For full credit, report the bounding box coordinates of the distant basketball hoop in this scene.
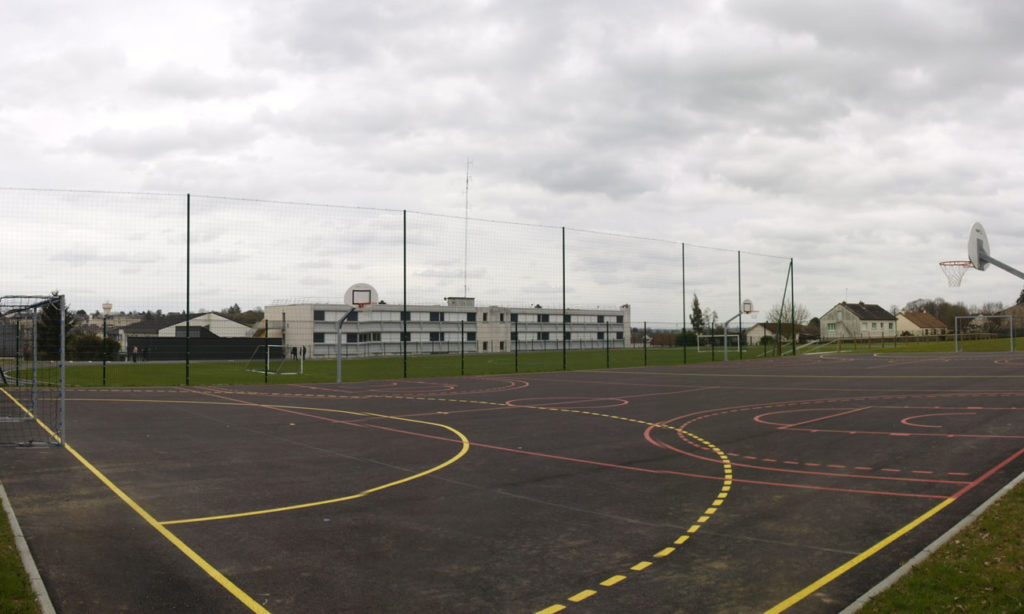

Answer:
[939,260,974,287]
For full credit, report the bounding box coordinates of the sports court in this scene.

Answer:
[2,351,1024,613]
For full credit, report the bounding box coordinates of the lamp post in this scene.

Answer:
[102,302,112,386]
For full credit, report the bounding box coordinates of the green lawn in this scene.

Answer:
[0,499,40,614]
[58,345,765,388]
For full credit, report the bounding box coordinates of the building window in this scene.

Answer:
[430,312,444,322]
[597,331,605,340]
[499,341,505,350]
[564,332,571,340]
[429,332,445,341]
[467,312,476,322]
[313,332,325,343]
[483,341,488,351]
[510,313,518,322]
[500,313,505,322]
[616,315,624,323]
[872,322,878,330]
[597,315,605,323]
[888,322,894,330]
[564,315,571,323]
[401,332,411,341]
[827,323,836,331]
[467,332,477,341]
[401,311,410,321]
[346,333,357,343]
[483,312,488,322]
[358,332,381,342]
[616,332,623,340]
[538,314,550,323]
[348,311,359,322]
[511,332,518,341]
[862,323,868,331]
[313,310,325,321]
[538,332,550,341]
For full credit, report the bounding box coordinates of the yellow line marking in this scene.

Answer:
[653,547,675,558]
[162,411,471,525]
[568,589,597,602]
[631,561,652,571]
[763,497,956,613]
[0,390,269,613]
[674,535,689,545]
[704,507,717,515]
[535,605,566,614]
[688,524,702,533]
[601,575,627,587]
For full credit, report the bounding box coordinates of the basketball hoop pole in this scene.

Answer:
[979,253,1024,281]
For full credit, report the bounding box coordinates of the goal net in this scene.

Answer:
[244,344,302,375]
[0,295,66,446]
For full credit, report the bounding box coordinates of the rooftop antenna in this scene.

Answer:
[464,159,472,297]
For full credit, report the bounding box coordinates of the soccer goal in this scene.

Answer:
[953,315,1014,352]
[244,344,303,375]
[696,333,740,352]
[0,295,66,447]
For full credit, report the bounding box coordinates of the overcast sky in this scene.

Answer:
[5,0,1024,322]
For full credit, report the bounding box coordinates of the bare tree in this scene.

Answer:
[766,302,810,325]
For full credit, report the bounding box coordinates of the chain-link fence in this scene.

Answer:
[1,188,795,384]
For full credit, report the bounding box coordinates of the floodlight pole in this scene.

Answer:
[336,307,356,384]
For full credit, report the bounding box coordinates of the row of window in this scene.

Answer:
[314,331,627,343]
[312,310,625,324]
[825,322,895,332]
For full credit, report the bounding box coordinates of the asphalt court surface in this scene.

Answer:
[3,352,1024,613]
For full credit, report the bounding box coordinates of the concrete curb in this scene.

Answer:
[0,479,56,614]
[841,468,1024,613]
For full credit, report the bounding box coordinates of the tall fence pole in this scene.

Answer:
[738,251,744,359]
[185,193,191,386]
[402,210,408,378]
[681,242,687,364]
[790,258,797,357]
[562,226,567,371]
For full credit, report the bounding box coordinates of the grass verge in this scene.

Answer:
[0,497,42,614]
[860,483,1024,612]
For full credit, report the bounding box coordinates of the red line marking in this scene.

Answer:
[952,447,1024,498]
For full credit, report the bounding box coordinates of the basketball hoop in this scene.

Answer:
[940,260,974,287]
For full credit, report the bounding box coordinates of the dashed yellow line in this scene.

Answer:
[532,414,734,613]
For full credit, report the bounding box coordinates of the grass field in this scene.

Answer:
[2,341,1022,610]
[57,344,768,387]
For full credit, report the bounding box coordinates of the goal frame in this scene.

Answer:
[244,344,303,375]
[0,294,66,447]
[953,314,1014,352]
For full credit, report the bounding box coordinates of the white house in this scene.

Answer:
[819,302,897,339]
[264,283,631,358]
[896,311,948,337]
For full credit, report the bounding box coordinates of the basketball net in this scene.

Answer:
[939,260,974,287]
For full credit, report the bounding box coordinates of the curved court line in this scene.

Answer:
[164,409,471,523]
[0,389,270,614]
[901,412,976,428]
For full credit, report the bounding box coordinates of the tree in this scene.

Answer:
[1017,287,1024,305]
[766,302,810,325]
[689,295,706,334]
[36,293,74,360]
